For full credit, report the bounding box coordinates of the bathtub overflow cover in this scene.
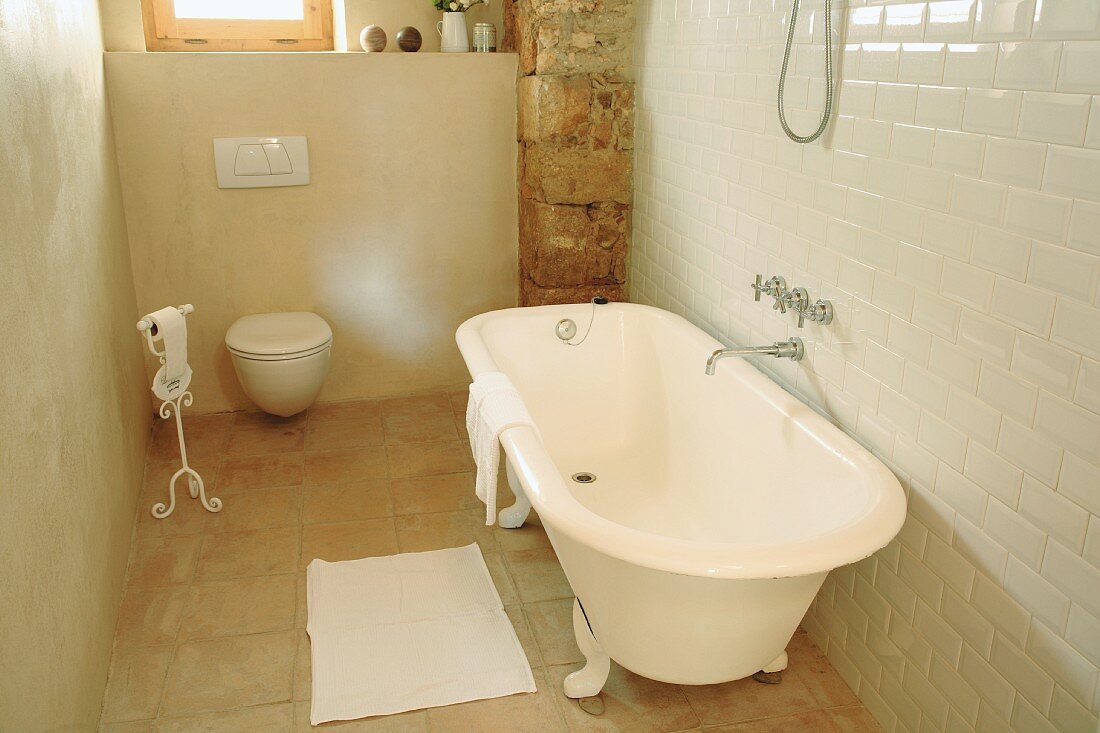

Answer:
[571,472,597,484]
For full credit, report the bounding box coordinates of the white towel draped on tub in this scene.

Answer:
[466,372,537,526]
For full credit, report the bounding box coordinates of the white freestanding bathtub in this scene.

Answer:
[456,302,906,697]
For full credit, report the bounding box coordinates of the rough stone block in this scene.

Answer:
[521,279,627,306]
[512,0,539,75]
[518,75,592,143]
[521,143,631,205]
[519,199,629,288]
[501,0,517,52]
[589,80,634,150]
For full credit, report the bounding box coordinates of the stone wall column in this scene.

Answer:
[504,0,634,305]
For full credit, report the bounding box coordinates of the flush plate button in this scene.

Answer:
[234,144,271,176]
[213,136,310,189]
[263,143,293,175]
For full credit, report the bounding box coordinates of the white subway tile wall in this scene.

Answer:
[631,0,1100,731]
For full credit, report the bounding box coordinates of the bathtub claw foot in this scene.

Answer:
[564,598,610,699]
[752,670,783,684]
[497,499,531,529]
[762,650,788,673]
[753,650,788,684]
[499,461,533,529]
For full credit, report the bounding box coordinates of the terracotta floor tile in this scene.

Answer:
[155,702,296,733]
[678,665,821,726]
[828,705,883,732]
[526,598,583,666]
[786,630,861,708]
[386,441,473,478]
[233,410,308,430]
[160,631,296,717]
[446,389,468,414]
[507,605,544,670]
[126,535,202,587]
[706,709,844,732]
[309,400,381,422]
[100,721,155,733]
[142,458,220,498]
[178,574,296,642]
[305,414,385,451]
[149,413,233,463]
[114,586,189,649]
[382,411,459,445]
[195,526,299,581]
[394,509,498,554]
[225,423,306,456]
[505,548,574,603]
[548,663,701,733]
[203,486,300,534]
[294,630,311,701]
[302,480,392,525]
[484,552,519,606]
[101,646,173,722]
[453,413,469,443]
[219,454,304,492]
[295,573,308,629]
[300,518,398,568]
[304,447,389,485]
[380,394,451,418]
[425,669,565,733]
[293,702,429,731]
[493,516,553,552]
[134,487,212,540]
[390,473,478,515]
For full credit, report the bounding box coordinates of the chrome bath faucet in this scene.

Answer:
[705,337,805,375]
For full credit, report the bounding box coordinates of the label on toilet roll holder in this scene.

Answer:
[153,364,193,402]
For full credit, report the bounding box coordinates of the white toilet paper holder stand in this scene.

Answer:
[136,304,223,520]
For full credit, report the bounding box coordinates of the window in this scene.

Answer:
[140,0,333,51]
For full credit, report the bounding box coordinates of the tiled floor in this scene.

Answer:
[99,389,879,732]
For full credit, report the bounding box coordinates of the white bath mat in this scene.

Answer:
[306,543,536,724]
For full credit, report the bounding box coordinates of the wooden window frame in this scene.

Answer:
[140,0,334,51]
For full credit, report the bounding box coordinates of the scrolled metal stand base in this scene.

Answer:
[150,391,222,519]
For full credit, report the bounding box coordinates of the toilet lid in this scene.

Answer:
[226,312,333,356]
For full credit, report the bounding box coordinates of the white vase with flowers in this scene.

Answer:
[435,0,488,52]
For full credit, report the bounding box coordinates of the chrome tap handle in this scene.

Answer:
[752,274,764,302]
[807,298,834,325]
[785,287,808,327]
[767,276,789,313]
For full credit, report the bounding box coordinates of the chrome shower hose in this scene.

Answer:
[777,0,834,144]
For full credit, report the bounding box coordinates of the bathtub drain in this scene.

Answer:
[571,472,597,484]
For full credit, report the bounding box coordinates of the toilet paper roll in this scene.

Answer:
[146,306,188,382]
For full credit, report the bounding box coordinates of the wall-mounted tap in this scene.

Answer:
[783,287,809,326]
[752,275,833,328]
[705,337,804,375]
[751,275,789,313]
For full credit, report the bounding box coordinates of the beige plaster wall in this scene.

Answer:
[0,1,152,730]
[105,52,519,413]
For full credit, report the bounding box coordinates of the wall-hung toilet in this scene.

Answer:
[225,312,332,417]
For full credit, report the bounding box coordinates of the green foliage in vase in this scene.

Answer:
[434,0,488,11]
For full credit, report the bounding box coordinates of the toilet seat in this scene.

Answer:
[226,339,332,361]
[225,312,333,361]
